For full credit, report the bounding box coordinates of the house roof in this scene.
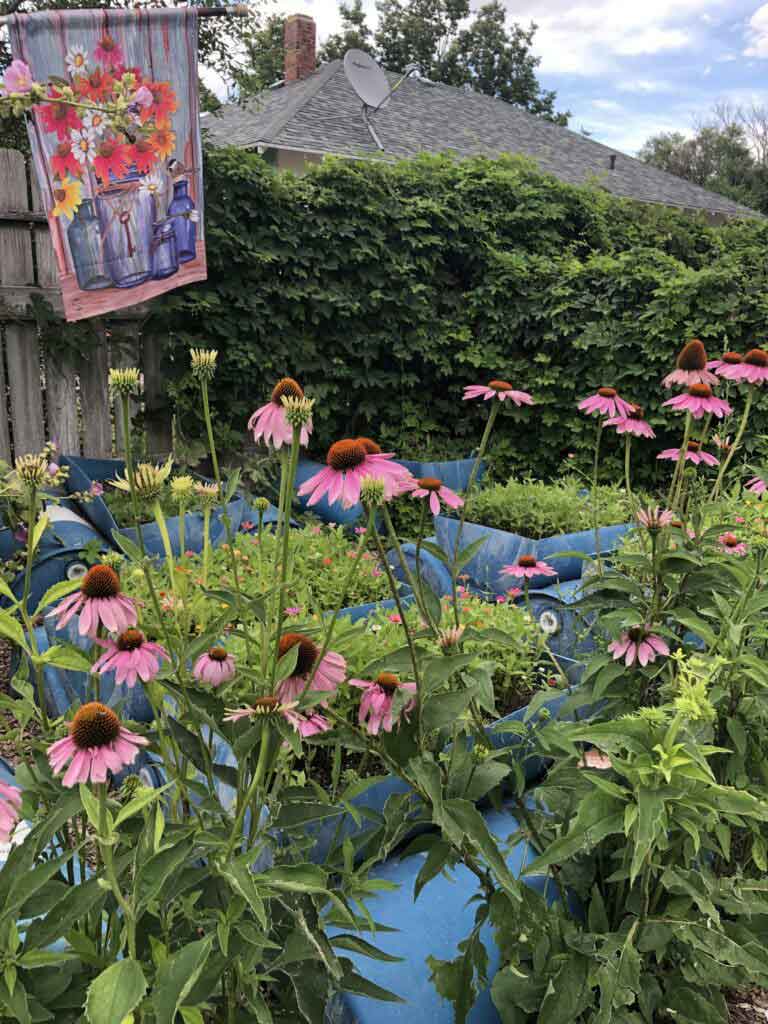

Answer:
[202,60,760,219]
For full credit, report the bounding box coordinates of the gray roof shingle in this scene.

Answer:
[202,61,761,219]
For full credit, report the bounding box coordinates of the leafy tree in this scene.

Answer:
[232,13,287,97]
[319,0,373,62]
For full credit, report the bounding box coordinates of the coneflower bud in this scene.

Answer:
[359,475,385,507]
[190,348,218,380]
[108,367,143,398]
[15,453,49,487]
[170,475,195,503]
[253,496,270,512]
[195,481,220,509]
[111,458,172,501]
[281,394,314,429]
[438,625,465,650]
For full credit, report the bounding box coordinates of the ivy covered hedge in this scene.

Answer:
[156,146,768,484]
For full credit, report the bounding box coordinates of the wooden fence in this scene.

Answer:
[0,148,172,464]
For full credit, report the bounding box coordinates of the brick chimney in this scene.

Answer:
[284,14,316,82]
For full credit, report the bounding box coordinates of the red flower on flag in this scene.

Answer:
[128,137,157,175]
[140,80,177,129]
[37,92,82,140]
[93,136,131,183]
[51,141,81,179]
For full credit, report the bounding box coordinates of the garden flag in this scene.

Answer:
[8,7,206,322]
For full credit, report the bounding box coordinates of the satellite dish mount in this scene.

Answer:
[343,49,420,150]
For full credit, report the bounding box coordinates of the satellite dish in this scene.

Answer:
[344,49,390,110]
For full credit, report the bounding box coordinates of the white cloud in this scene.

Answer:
[744,2,768,57]
[615,78,673,93]
[592,98,623,111]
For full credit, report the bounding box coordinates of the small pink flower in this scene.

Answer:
[662,340,717,389]
[608,626,669,667]
[92,629,168,687]
[0,782,22,843]
[355,526,367,535]
[657,441,718,467]
[49,564,138,638]
[578,387,634,419]
[89,481,104,497]
[636,507,675,531]
[241,519,255,532]
[298,439,411,510]
[275,633,346,703]
[718,532,747,556]
[495,595,507,603]
[311,526,322,535]
[463,380,534,406]
[578,749,613,770]
[3,59,34,94]
[284,606,302,617]
[709,352,746,380]
[132,85,153,109]
[604,404,655,438]
[47,703,148,787]
[747,476,767,495]
[735,516,746,524]
[349,673,417,735]
[403,476,464,515]
[371,567,383,578]
[388,612,402,624]
[501,555,557,580]
[662,384,732,420]
[248,378,312,449]
[739,348,768,385]
[193,646,235,686]
[93,34,124,68]
[506,587,522,599]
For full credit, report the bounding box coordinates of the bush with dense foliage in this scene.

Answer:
[157,147,768,486]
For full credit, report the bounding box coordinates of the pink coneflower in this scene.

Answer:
[463,379,534,406]
[92,629,168,687]
[47,703,148,787]
[0,782,21,843]
[349,673,417,735]
[297,439,407,510]
[248,378,312,449]
[662,339,718,388]
[739,348,768,385]
[712,434,732,453]
[710,351,746,381]
[657,440,719,467]
[578,387,634,419]
[193,646,235,686]
[718,532,747,556]
[93,34,124,68]
[3,59,34,94]
[501,554,557,580]
[604,404,655,438]
[49,564,138,638]
[404,476,464,515]
[608,626,669,667]
[636,507,675,531]
[283,709,331,737]
[578,749,613,770]
[662,384,732,420]
[747,476,767,495]
[223,696,329,738]
[275,633,346,703]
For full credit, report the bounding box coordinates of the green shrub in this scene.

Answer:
[462,477,633,537]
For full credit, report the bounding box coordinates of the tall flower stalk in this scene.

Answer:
[711,388,754,499]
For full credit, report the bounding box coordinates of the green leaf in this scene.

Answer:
[151,939,212,1024]
[113,784,171,828]
[30,512,49,556]
[330,935,403,963]
[79,783,102,833]
[36,644,93,672]
[24,877,106,949]
[33,577,81,617]
[135,839,195,912]
[111,530,144,563]
[443,799,522,902]
[0,611,27,649]
[85,960,147,1024]
[340,970,405,1003]
[422,690,474,731]
[254,863,329,894]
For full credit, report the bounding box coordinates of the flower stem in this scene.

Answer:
[271,428,301,684]
[225,726,273,859]
[18,485,49,732]
[202,507,211,588]
[711,388,754,500]
[153,500,175,593]
[381,504,437,635]
[120,395,146,558]
[592,418,604,574]
[97,784,137,960]
[667,413,692,512]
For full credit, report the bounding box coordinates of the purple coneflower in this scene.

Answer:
[248,378,312,449]
[604,404,655,438]
[662,384,732,420]
[740,348,768,385]
[747,476,767,495]
[718,532,747,556]
[636,507,675,531]
[501,555,557,580]
[463,380,533,406]
[49,564,138,638]
[662,339,718,389]
[608,626,669,667]
[657,440,719,467]
[404,476,464,515]
[224,695,330,738]
[193,646,235,686]
[349,673,417,735]
[578,749,613,770]
[298,439,410,509]
[709,351,745,380]
[275,633,346,703]
[0,782,21,843]
[578,386,634,419]
[92,628,168,687]
[47,703,148,787]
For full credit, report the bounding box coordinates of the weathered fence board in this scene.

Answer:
[0,148,172,464]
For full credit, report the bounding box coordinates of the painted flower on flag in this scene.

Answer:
[82,107,109,136]
[70,129,97,166]
[94,34,124,69]
[129,137,158,175]
[74,68,114,103]
[38,94,83,140]
[150,127,176,160]
[93,137,131,182]
[65,46,89,77]
[51,141,81,179]
[51,176,82,219]
[140,80,178,128]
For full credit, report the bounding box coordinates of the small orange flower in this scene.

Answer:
[150,127,176,159]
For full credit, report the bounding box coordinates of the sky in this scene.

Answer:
[264,0,768,155]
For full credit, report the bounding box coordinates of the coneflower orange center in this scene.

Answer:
[627,626,647,643]
[597,387,617,397]
[489,380,513,392]
[116,628,145,652]
[375,672,400,693]
[687,441,701,452]
[327,440,366,471]
[208,646,228,662]
[688,384,712,398]
[518,554,537,568]
[721,533,739,547]
[71,702,120,749]
[81,564,121,599]
[278,633,318,676]
[418,477,442,491]
[676,339,707,371]
[745,348,768,367]
[251,696,279,713]
[271,377,303,403]
[723,351,743,364]
[356,437,382,455]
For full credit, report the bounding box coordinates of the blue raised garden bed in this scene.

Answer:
[394,457,485,493]
[61,456,250,558]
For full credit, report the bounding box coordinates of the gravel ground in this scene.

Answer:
[728,990,768,1023]
[0,638,38,768]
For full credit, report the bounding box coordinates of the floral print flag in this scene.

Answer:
[7,7,206,321]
